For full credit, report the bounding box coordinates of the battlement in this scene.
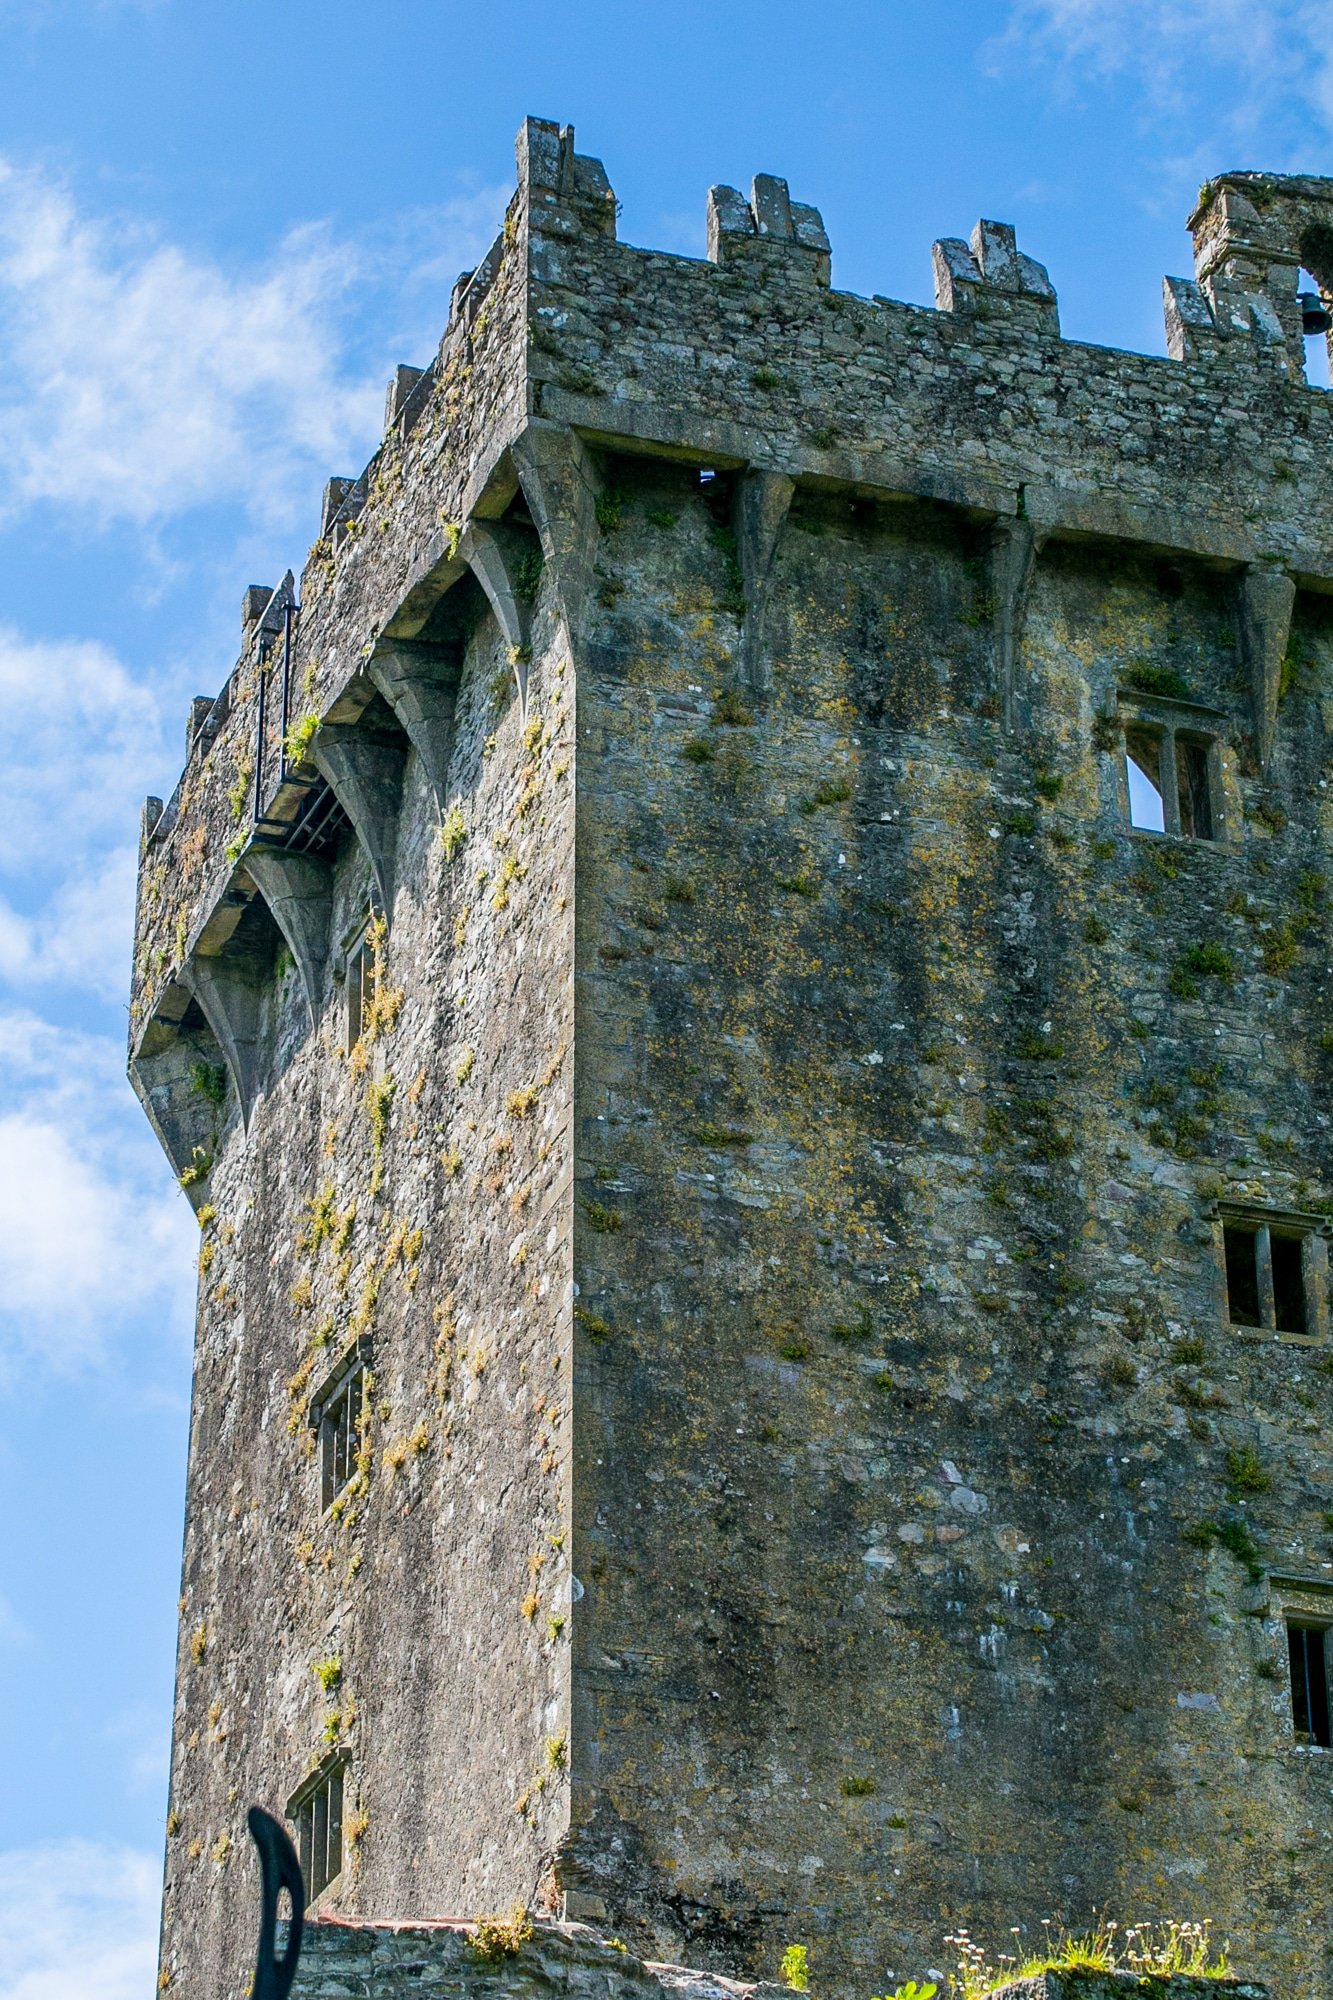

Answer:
[131,127,1333,1168]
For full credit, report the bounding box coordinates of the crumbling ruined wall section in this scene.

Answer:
[128,118,1333,2000]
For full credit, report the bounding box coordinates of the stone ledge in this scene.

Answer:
[291,1917,793,1999]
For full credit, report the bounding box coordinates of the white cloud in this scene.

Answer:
[0,849,140,1003]
[990,0,1333,142]
[0,623,170,1003]
[0,1009,196,1372]
[0,161,505,531]
[0,1841,159,2000]
[0,625,167,863]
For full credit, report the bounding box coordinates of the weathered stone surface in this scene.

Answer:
[290,1919,792,2000]
[130,120,1333,2000]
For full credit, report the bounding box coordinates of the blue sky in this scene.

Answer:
[0,1,1329,1990]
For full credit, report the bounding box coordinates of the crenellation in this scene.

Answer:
[931,218,1058,331]
[706,172,831,284]
[130,121,1333,2000]
[384,363,426,430]
[321,475,354,534]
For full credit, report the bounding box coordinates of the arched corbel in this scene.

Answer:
[180,953,267,1133]
[734,468,795,690]
[129,982,228,1202]
[457,521,540,706]
[990,516,1046,732]
[311,722,405,911]
[1239,564,1296,774]
[511,424,600,655]
[242,846,333,1026]
[367,644,460,813]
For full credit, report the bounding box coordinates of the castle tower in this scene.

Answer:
[131,126,1333,1997]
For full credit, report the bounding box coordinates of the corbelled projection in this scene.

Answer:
[130,122,1333,1997]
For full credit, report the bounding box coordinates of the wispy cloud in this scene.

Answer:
[0,161,505,532]
[0,1840,159,2000]
[989,0,1333,151]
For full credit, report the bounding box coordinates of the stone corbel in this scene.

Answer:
[1239,565,1296,774]
[242,847,334,1026]
[128,983,226,1201]
[512,423,600,659]
[312,723,406,912]
[367,643,460,814]
[126,1056,204,1201]
[180,954,267,1133]
[990,517,1045,731]
[734,469,795,691]
[458,521,539,706]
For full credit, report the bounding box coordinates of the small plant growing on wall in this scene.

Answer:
[780,1944,809,1992]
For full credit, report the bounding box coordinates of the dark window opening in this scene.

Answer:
[320,1365,365,1511]
[346,935,371,1050]
[1223,1223,1262,1327]
[294,1762,344,1902]
[1272,1233,1308,1336]
[1175,738,1214,841]
[1125,729,1166,832]
[1289,1623,1332,1747]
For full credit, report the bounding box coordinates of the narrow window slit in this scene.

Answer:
[346,934,371,1050]
[1175,738,1213,840]
[1272,1233,1308,1336]
[1223,1223,1262,1327]
[1289,1623,1332,1747]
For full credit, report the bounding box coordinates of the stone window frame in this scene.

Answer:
[1113,686,1231,843]
[287,1750,347,1905]
[1266,1574,1333,1752]
[308,1337,372,1512]
[1211,1199,1330,1345]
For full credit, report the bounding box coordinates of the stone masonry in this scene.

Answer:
[130,125,1333,1998]
[284,1920,1262,2000]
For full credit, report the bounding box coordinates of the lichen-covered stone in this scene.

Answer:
[132,120,1333,2000]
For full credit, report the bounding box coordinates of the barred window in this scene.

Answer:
[290,1759,345,1903]
[319,1363,366,1511]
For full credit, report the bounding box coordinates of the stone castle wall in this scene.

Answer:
[129,119,1333,1998]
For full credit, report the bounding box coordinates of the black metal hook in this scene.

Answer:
[247,1806,305,2000]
